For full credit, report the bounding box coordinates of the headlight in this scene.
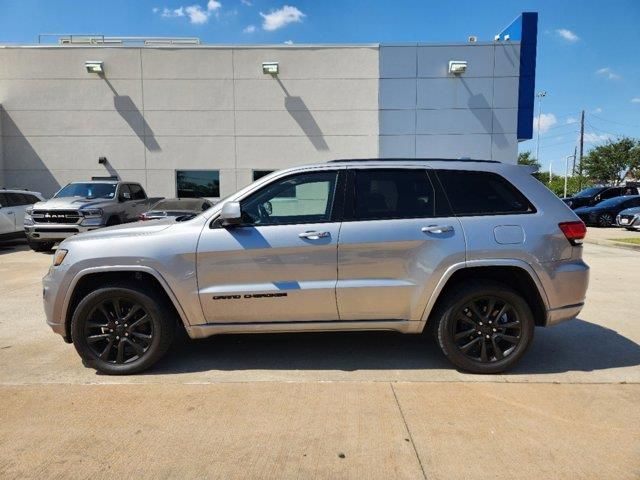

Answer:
[53,249,68,266]
[81,208,103,218]
[25,207,33,216]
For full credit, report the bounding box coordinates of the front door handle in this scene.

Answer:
[299,231,330,240]
[422,225,454,234]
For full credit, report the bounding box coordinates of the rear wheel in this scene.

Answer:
[71,284,175,375]
[597,213,614,227]
[433,281,534,374]
[27,239,55,252]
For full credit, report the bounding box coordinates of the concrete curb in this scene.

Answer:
[584,238,640,252]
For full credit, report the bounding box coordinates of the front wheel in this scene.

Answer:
[597,213,614,227]
[27,239,55,252]
[71,284,175,375]
[433,281,535,374]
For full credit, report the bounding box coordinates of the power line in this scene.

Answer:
[590,114,640,129]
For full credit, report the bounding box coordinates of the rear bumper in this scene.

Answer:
[25,224,102,242]
[546,303,584,326]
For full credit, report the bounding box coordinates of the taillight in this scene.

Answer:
[558,221,586,245]
[138,214,148,221]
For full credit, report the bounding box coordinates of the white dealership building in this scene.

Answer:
[0,13,537,199]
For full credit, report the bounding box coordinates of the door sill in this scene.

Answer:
[188,319,422,339]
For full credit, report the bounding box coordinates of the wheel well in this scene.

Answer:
[106,215,121,225]
[64,271,181,341]
[429,266,547,327]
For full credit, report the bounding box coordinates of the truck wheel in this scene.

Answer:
[433,281,534,374]
[28,239,55,252]
[71,283,175,375]
[106,216,121,226]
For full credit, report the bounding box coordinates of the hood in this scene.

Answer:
[33,197,113,210]
[619,206,640,215]
[63,219,175,244]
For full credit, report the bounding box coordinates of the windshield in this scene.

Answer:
[152,199,208,211]
[55,183,116,199]
[574,187,605,198]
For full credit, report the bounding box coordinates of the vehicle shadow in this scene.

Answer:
[151,318,640,375]
[0,238,30,255]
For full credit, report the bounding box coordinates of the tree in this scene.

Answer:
[581,137,640,185]
[517,151,541,169]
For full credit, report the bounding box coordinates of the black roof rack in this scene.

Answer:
[326,158,501,164]
[90,175,119,181]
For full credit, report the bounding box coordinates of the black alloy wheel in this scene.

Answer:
[434,281,535,374]
[84,297,154,365]
[453,296,522,363]
[597,213,614,227]
[72,284,175,375]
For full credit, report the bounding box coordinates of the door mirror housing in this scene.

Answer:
[220,201,242,226]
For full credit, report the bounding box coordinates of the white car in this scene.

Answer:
[0,189,45,241]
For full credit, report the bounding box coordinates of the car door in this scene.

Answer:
[127,184,149,220]
[9,193,30,232]
[0,193,17,235]
[336,167,465,321]
[196,169,345,324]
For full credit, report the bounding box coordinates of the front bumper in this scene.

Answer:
[617,214,639,229]
[546,303,584,326]
[25,223,102,241]
[43,263,72,341]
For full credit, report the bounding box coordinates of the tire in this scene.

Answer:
[27,239,55,252]
[432,280,535,374]
[597,213,614,227]
[106,216,121,226]
[71,283,175,375]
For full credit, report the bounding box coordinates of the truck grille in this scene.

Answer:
[31,210,82,224]
[619,214,636,224]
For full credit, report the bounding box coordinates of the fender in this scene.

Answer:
[418,258,551,330]
[61,265,193,334]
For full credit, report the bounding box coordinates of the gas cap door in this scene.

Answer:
[493,225,525,245]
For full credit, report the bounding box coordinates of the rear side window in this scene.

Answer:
[129,184,146,200]
[352,169,437,220]
[436,170,535,216]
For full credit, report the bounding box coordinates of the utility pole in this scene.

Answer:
[535,91,547,164]
[572,146,577,175]
[578,110,585,188]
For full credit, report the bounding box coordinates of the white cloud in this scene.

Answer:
[584,132,612,143]
[631,97,640,104]
[534,113,557,134]
[152,7,159,13]
[243,24,256,33]
[596,67,621,80]
[566,117,577,125]
[161,7,185,17]
[556,29,579,42]
[260,5,305,31]
[284,40,294,45]
[592,107,603,113]
[157,1,221,23]
[241,0,252,5]
[185,5,209,23]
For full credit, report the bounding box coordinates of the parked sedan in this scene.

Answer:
[139,198,214,221]
[617,206,640,230]
[562,185,639,209]
[574,195,640,227]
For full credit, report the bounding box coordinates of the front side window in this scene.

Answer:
[240,171,338,226]
[129,184,146,200]
[353,169,436,220]
[176,170,220,198]
[436,170,535,216]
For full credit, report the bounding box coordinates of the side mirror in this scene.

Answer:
[219,201,242,226]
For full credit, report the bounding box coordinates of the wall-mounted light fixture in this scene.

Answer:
[85,60,104,74]
[98,156,108,165]
[448,60,467,75]
[262,61,279,75]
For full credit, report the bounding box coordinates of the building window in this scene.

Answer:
[253,170,274,181]
[176,170,220,198]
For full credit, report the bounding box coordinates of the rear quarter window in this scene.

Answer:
[436,170,536,216]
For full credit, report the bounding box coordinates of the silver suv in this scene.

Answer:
[43,160,589,375]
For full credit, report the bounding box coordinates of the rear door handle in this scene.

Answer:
[299,231,330,240]
[421,225,454,234]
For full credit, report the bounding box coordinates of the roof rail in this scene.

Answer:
[326,158,501,164]
[1,187,29,191]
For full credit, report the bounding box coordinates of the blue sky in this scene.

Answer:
[1,0,639,172]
